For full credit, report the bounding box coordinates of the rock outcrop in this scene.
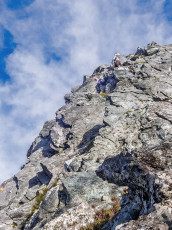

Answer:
[0,42,172,230]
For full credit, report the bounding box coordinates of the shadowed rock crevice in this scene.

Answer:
[27,136,56,158]
[13,176,19,190]
[56,114,72,128]
[29,165,52,189]
[96,150,163,229]
[27,131,70,159]
[78,124,106,154]
[155,111,172,124]
[58,184,71,206]
[29,176,41,189]
[162,213,172,229]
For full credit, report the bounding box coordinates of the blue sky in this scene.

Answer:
[0,0,172,184]
[0,28,17,82]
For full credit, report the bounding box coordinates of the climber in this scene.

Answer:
[94,77,102,93]
[94,76,107,93]
[94,73,118,93]
[135,46,148,56]
[112,53,121,68]
[105,73,119,93]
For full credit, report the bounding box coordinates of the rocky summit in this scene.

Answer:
[0,42,172,230]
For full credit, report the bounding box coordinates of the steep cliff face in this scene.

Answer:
[0,42,172,230]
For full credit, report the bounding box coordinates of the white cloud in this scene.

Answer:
[0,0,172,183]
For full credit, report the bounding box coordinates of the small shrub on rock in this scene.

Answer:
[25,187,49,223]
[32,188,49,212]
[12,222,17,228]
[52,178,58,187]
[80,197,120,230]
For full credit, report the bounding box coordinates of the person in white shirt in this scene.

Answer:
[112,53,121,68]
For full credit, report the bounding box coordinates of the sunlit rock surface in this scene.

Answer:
[0,42,172,230]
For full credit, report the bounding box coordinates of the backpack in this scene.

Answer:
[97,79,102,85]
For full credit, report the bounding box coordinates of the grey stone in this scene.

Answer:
[147,47,159,56]
[40,186,59,215]
[0,42,172,230]
[40,120,56,138]
[62,172,125,204]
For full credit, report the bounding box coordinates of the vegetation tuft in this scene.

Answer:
[32,188,48,212]
[57,149,63,155]
[123,110,133,115]
[86,141,94,152]
[121,188,128,196]
[52,178,58,187]
[80,197,120,230]
[12,222,17,228]
[70,221,78,227]
[141,55,146,59]
[25,187,49,224]
[99,92,108,97]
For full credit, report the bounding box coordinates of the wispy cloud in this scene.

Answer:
[0,0,172,183]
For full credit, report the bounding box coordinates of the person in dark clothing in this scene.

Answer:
[94,75,107,93]
[135,47,148,56]
[105,74,118,93]
[94,74,118,94]
[95,78,103,93]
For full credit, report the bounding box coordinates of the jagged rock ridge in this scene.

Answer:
[0,42,172,230]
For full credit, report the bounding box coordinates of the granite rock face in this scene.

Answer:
[0,42,172,230]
